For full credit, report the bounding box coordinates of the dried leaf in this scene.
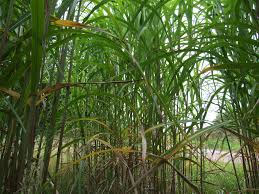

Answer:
[52,19,87,28]
[140,125,147,161]
[0,87,20,99]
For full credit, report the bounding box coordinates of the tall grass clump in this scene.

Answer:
[0,0,258,193]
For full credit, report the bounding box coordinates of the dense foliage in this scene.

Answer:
[0,0,258,193]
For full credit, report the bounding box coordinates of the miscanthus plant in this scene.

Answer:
[0,0,258,193]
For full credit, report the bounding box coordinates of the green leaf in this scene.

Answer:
[31,0,44,94]
[201,63,259,74]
